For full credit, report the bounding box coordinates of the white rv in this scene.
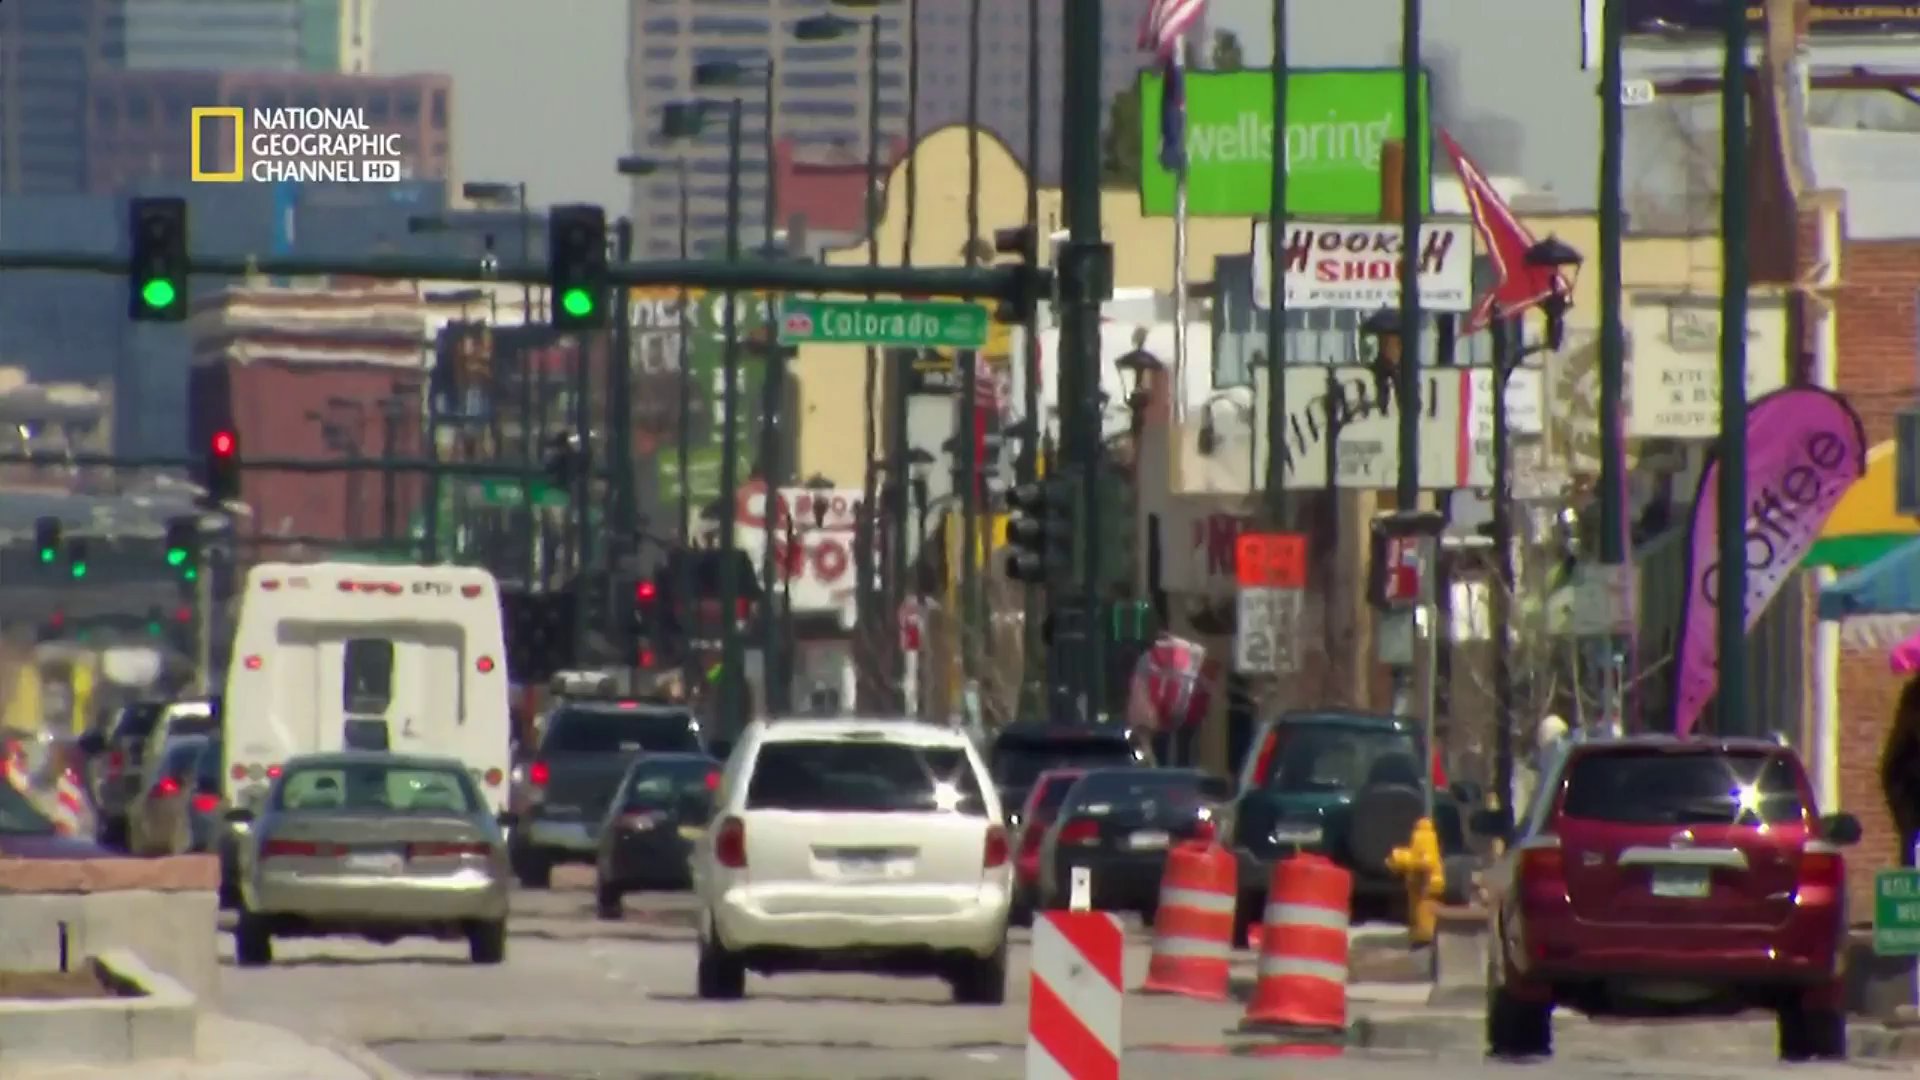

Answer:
[220,562,512,813]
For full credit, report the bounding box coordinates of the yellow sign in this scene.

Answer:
[984,321,1013,359]
[190,108,245,182]
[191,106,405,183]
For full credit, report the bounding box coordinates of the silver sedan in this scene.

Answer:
[227,751,510,967]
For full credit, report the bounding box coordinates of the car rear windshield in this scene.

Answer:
[1066,769,1210,813]
[990,736,1135,788]
[747,740,987,815]
[273,764,478,815]
[623,758,720,810]
[1559,750,1806,827]
[1255,723,1419,793]
[542,709,701,755]
[111,704,163,741]
[195,741,223,786]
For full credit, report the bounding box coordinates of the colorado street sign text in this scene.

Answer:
[777,298,990,349]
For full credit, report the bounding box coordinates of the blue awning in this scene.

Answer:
[1818,533,1920,619]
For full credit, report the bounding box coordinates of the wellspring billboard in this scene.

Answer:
[1138,68,1432,219]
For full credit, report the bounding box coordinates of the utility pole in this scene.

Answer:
[608,217,636,574]
[717,100,747,733]
[1715,0,1752,734]
[1264,0,1289,524]
[1596,0,1629,732]
[1489,318,1517,816]
[1017,0,1045,720]
[1060,0,1110,720]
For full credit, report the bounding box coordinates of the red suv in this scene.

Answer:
[1479,736,1860,1061]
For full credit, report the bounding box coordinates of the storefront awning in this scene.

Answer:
[1818,533,1920,619]
[1803,440,1917,570]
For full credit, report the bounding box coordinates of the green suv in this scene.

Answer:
[1220,709,1477,941]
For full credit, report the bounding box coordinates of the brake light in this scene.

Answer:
[244,655,262,670]
[714,816,747,868]
[190,793,220,814]
[1057,818,1100,846]
[262,839,339,858]
[153,776,181,798]
[406,841,490,858]
[528,761,550,786]
[229,764,247,781]
[1192,817,1218,843]
[265,764,283,779]
[108,751,125,775]
[704,770,721,791]
[1517,837,1565,881]
[461,584,483,598]
[983,825,1010,868]
[1799,847,1845,901]
[476,656,495,673]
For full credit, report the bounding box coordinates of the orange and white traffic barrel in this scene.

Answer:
[1139,837,1236,999]
[1240,853,1351,1036]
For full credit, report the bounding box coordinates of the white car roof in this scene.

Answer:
[749,717,972,748]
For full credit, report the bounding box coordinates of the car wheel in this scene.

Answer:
[696,932,746,1000]
[594,879,623,920]
[513,852,552,889]
[233,912,273,968]
[1486,984,1552,1059]
[950,942,1009,1006]
[467,919,508,965]
[1777,1001,1847,1061]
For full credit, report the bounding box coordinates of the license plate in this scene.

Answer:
[838,856,891,876]
[677,825,706,842]
[344,852,403,874]
[1650,866,1711,899]
[1127,830,1170,851]
[1271,825,1324,844]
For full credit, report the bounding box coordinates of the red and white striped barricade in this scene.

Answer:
[46,769,93,837]
[1027,910,1123,1080]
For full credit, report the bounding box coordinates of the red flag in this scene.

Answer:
[1138,0,1207,59]
[1439,128,1571,335]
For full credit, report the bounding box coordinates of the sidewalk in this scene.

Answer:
[13,1014,413,1080]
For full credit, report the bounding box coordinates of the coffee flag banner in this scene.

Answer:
[1126,634,1220,733]
[1673,387,1866,735]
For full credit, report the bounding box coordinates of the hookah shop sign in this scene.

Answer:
[733,480,866,614]
[1252,221,1474,312]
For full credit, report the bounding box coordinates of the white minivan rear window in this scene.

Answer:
[748,741,986,816]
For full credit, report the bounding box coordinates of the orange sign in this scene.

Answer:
[1235,532,1307,589]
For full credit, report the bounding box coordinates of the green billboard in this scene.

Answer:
[1138,68,1432,218]
[648,291,772,513]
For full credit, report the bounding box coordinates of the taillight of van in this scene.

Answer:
[983,825,1009,869]
[714,816,747,869]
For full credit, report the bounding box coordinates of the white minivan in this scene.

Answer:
[220,562,512,814]
[692,717,1011,1003]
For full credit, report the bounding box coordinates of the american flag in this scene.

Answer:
[1137,0,1207,58]
[1440,128,1574,334]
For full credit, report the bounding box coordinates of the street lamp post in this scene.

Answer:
[716,99,748,735]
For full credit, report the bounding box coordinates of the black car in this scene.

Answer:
[593,752,722,918]
[86,701,166,848]
[1221,710,1476,939]
[987,723,1143,830]
[1034,767,1228,919]
[508,701,704,887]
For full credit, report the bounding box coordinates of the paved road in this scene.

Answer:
[209,876,1909,1079]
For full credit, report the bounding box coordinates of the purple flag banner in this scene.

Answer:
[1673,387,1866,735]
[1622,0,1920,35]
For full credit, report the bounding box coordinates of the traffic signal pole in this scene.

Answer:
[1058,0,1112,722]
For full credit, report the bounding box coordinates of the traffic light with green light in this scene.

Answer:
[66,539,89,580]
[164,516,199,581]
[129,197,189,322]
[547,204,608,330]
[34,516,61,567]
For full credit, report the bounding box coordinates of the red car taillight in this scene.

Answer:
[261,839,341,858]
[983,825,1009,868]
[528,761,550,786]
[1799,847,1845,901]
[1057,818,1100,846]
[153,776,181,798]
[714,816,747,868]
[190,793,220,814]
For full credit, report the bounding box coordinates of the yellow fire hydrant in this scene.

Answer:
[1386,818,1446,946]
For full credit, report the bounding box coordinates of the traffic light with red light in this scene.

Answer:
[203,429,240,504]
[129,197,189,322]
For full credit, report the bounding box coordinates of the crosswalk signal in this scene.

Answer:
[548,204,608,330]
[1004,479,1074,585]
[203,429,240,504]
[990,225,1040,326]
[129,197,189,322]
[34,516,61,566]
[165,516,200,581]
[67,539,90,580]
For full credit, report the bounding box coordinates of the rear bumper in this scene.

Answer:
[713,881,1010,956]
[249,870,508,923]
[603,831,695,886]
[519,818,599,855]
[1514,912,1843,988]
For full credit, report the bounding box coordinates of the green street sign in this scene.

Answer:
[777,298,990,349]
[1137,68,1432,218]
[1873,868,1920,955]
[474,479,568,509]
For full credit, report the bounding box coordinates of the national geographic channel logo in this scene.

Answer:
[190,106,407,183]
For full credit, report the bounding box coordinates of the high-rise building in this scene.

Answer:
[121,0,374,74]
[626,0,910,258]
[0,0,126,194]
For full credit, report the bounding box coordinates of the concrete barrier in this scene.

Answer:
[0,948,197,1066]
[0,855,219,997]
[1427,904,1491,1008]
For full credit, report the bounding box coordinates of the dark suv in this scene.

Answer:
[1220,710,1474,939]
[1479,734,1858,1061]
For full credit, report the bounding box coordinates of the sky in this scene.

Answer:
[372,0,631,211]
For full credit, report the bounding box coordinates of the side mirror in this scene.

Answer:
[223,807,255,825]
[76,732,106,756]
[1819,812,1862,846]
[1469,807,1514,840]
[1449,781,1483,806]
